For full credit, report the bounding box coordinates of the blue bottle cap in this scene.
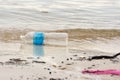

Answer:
[33,32,44,45]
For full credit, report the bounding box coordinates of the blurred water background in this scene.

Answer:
[0,0,120,30]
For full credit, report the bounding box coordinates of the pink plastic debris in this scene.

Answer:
[82,70,120,76]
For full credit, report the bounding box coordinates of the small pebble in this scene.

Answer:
[48,68,50,70]
[49,78,56,80]
[66,58,69,61]
[38,77,43,80]
[61,61,64,64]
[60,67,66,70]
[70,58,72,60]
[49,72,52,74]
[92,64,95,66]
[52,65,57,68]
[58,65,62,67]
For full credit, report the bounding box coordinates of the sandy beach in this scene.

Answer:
[0,29,120,80]
[0,0,120,79]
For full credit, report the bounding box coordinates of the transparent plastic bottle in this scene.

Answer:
[20,32,68,46]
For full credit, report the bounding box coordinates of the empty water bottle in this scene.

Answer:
[20,32,68,46]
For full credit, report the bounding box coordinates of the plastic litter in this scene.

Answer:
[20,32,68,46]
[82,69,120,76]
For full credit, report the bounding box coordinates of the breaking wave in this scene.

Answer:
[0,28,120,53]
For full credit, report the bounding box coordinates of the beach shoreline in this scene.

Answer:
[0,28,120,80]
[0,28,120,41]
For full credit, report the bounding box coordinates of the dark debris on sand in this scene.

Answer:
[5,58,28,65]
[32,60,46,64]
[49,78,63,80]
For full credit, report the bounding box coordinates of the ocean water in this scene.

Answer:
[0,0,120,54]
[0,0,120,30]
[70,37,120,53]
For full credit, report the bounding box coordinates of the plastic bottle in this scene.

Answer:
[20,32,68,46]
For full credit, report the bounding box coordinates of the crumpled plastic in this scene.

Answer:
[82,70,120,76]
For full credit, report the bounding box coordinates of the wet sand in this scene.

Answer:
[0,28,120,80]
[0,48,120,80]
